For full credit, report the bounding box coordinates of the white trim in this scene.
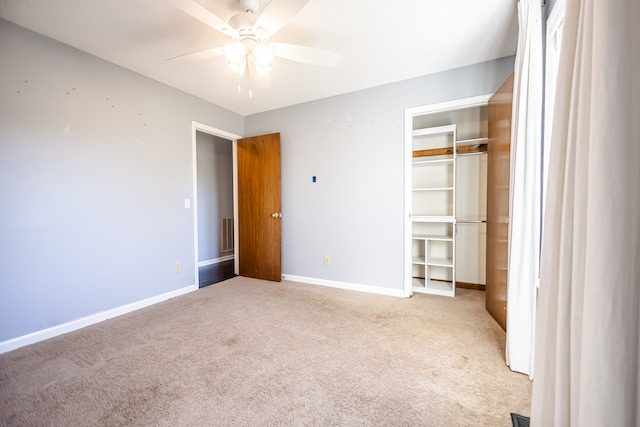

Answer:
[191,122,242,285]
[404,105,414,298]
[405,94,492,117]
[198,254,235,267]
[192,122,242,142]
[547,0,566,29]
[283,274,407,298]
[0,285,198,354]
[232,140,239,276]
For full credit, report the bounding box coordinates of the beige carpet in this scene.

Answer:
[0,277,531,426]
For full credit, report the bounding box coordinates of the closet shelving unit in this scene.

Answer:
[411,124,457,296]
[405,94,491,298]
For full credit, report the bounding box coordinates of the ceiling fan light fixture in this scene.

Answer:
[254,63,272,78]
[246,53,271,78]
[224,41,246,64]
[228,60,246,76]
[252,44,273,67]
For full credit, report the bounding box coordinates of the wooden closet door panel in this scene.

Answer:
[237,133,282,282]
[486,74,513,331]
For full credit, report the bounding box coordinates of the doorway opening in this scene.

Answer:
[191,122,241,287]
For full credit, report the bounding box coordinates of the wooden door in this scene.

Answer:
[237,133,282,282]
[486,74,513,330]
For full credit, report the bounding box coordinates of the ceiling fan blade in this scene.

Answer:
[174,0,238,38]
[254,0,311,38]
[168,46,226,64]
[191,0,233,18]
[269,42,340,67]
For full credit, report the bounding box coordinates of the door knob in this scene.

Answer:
[271,212,282,218]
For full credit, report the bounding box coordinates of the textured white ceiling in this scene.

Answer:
[0,0,518,116]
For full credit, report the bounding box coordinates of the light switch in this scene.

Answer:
[184,199,191,209]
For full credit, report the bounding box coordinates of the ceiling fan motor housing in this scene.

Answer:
[239,0,260,14]
[229,13,259,35]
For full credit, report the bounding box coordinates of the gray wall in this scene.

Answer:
[0,19,243,342]
[245,57,514,290]
[196,132,234,262]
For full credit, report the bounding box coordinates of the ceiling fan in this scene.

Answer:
[170,0,340,80]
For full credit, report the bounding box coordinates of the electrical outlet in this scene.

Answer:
[174,262,181,273]
[324,256,331,266]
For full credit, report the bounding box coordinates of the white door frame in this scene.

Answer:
[403,94,493,297]
[191,121,242,286]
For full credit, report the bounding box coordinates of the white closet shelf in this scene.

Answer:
[412,234,454,241]
[426,279,454,294]
[412,158,454,166]
[412,215,455,223]
[412,278,454,296]
[426,257,453,267]
[412,187,453,192]
[412,124,457,137]
[412,256,426,265]
[412,277,426,288]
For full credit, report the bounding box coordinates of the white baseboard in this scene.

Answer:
[282,274,407,298]
[0,284,199,354]
[198,255,234,267]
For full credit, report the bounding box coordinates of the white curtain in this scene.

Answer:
[505,0,543,378]
[531,0,640,425]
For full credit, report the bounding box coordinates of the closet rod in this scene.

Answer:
[457,151,488,157]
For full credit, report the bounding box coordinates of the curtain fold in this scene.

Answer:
[505,0,543,378]
[531,0,640,425]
